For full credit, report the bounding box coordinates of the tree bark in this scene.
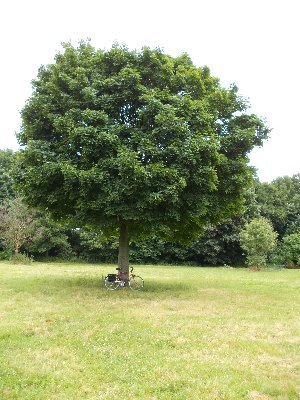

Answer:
[118,223,129,280]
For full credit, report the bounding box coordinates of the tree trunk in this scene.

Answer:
[118,223,129,280]
[15,243,20,254]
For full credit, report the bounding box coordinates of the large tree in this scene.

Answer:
[15,42,269,276]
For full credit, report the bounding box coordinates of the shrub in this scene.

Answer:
[276,233,300,268]
[10,253,34,265]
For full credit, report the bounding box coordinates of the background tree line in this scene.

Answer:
[0,148,299,266]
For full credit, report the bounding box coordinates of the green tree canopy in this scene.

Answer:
[255,174,300,238]
[15,42,269,274]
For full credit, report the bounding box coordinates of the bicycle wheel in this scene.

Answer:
[129,275,144,290]
[104,276,120,290]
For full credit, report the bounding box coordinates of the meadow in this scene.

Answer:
[0,262,299,399]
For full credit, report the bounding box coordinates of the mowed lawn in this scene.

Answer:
[0,263,299,400]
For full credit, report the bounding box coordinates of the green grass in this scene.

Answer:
[0,262,299,400]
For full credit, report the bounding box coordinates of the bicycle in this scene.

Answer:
[104,266,144,290]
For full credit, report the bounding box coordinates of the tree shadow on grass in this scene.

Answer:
[61,276,191,297]
[4,274,192,299]
[142,280,191,294]
[3,275,104,295]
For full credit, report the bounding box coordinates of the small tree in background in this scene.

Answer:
[240,217,277,270]
[0,197,39,257]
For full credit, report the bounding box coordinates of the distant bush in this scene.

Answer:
[10,253,34,265]
[276,233,300,268]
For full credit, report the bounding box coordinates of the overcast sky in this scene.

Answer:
[1,0,299,182]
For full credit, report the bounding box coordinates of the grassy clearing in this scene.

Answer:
[0,262,299,400]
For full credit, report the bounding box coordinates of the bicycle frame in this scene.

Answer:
[104,266,144,290]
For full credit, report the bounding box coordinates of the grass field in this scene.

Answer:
[0,262,299,400]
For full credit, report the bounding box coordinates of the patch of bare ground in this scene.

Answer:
[248,391,272,400]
